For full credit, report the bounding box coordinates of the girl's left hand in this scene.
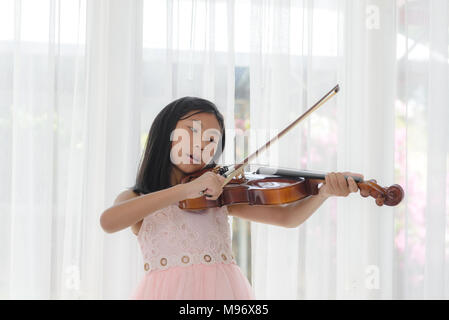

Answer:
[318,172,364,199]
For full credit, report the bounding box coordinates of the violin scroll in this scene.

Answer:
[358,180,404,207]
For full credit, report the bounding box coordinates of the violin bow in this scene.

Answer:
[221,84,340,187]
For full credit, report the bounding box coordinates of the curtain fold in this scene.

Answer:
[423,0,448,299]
[336,0,396,300]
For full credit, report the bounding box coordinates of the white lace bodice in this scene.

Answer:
[137,203,236,272]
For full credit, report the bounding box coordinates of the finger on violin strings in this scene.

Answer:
[343,171,364,182]
[348,176,359,193]
[352,172,364,180]
[325,172,337,194]
[335,173,350,196]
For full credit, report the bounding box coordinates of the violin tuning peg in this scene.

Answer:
[375,196,385,206]
[360,189,370,197]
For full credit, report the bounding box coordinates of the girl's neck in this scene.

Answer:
[169,166,186,187]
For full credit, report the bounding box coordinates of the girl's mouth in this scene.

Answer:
[188,153,200,163]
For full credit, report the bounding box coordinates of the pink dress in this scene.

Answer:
[130,203,255,300]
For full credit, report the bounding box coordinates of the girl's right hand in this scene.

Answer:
[184,171,226,201]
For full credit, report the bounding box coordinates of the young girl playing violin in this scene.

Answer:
[100,96,363,300]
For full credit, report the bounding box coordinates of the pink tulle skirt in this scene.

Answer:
[130,263,255,300]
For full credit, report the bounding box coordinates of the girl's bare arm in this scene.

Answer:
[100,171,225,234]
[100,184,189,233]
[227,193,329,228]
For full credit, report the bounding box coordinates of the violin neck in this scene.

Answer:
[255,167,363,183]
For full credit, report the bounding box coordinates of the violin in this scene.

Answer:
[178,85,405,210]
[178,165,404,210]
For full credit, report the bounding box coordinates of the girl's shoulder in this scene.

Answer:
[114,189,140,205]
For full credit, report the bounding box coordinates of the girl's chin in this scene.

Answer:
[175,163,204,174]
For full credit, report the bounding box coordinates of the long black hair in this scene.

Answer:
[129,97,226,195]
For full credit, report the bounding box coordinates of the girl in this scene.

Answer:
[100,96,362,300]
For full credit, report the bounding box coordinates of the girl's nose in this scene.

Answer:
[194,139,209,151]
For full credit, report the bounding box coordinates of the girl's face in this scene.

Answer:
[170,110,222,174]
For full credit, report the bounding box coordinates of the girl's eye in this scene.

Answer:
[189,126,218,143]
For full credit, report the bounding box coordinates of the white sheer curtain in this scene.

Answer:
[1,0,145,299]
[1,0,447,300]
[250,0,448,299]
[0,0,236,299]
